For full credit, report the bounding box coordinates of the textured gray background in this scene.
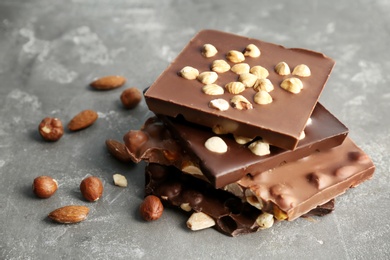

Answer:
[0,0,389,259]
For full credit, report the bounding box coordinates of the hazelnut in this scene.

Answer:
[120,87,142,109]
[38,117,64,142]
[139,195,164,221]
[80,176,104,202]
[32,176,58,198]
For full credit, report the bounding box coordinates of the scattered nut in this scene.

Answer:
[32,176,58,198]
[244,44,261,58]
[275,61,291,75]
[254,78,274,92]
[204,136,228,153]
[292,64,311,77]
[180,203,192,212]
[225,82,246,94]
[113,173,127,187]
[256,212,274,230]
[186,212,216,231]
[209,99,230,111]
[80,176,104,202]
[68,110,98,131]
[238,73,258,87]
[230,95,253,110]
[105,139,132,163]
[233,135,253,144]
[139,195,164,221]
[120,87,142,109]
[201,44,218,58]
[280,77,303,94]
[90,75,126,90]
[48,205,90,224]
[38,117,64,142]
[197,71,218,84]
[250,65,269,79]
[202,84,224,95]
[211,60,231,73]
[248,140,270,156]
[231,63,250,74]
[179,66,199,80]
[254,90,273,105]
[226,50,245,63]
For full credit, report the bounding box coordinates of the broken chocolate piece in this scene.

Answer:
[159,103,348,188]
[144,30,335,150]
[237,137,375,221]
[145,163,335,237]
[124,103,348,188]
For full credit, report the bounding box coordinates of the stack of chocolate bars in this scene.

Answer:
[123,30,375,236]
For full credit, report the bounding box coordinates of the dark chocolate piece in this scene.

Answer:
[145,163,335,237]
[144,30,335,150]
[123,103,348,188]
[159,102,348,188]
[301,200,335,218]
[237,137,375,221]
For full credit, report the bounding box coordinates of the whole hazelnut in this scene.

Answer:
[139,195,164,221]
[38,117,64,141]
[120,87,142,109]
[80,176,103,202]
[33,176,58,198]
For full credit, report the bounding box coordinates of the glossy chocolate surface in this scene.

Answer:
[145,163,335,237]
[123,103,348,188]
[237,137,375,221]
[160,103,348,188]
[144,30,335,150]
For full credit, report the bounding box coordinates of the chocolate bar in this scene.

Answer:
[144,30,335,150]
[236,137,374,221]
[159,103,348,188]
[145,163,335,237]
[123,103,348,188]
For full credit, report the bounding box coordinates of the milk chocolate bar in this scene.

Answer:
[145,163,335,237]
[159,103,348,188]
[144,30,335,150]
[237,137,375,221]
[123,103,348,187]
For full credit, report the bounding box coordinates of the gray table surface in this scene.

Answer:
[1,0,389,259]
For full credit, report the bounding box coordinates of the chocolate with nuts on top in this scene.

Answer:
[144,30,335,150]
[145,163,335,237]
[238,137,375,221]
[123,103,348,188]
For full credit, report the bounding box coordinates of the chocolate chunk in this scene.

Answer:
[124,103,348,188]
[145,163,336,237]
[144,30,335,150]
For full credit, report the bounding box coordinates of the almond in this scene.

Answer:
[105,139,132,163]
[80,176,104,202]
[68,110,98,131]
[90,75,126,90]
[48,205,89,224]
